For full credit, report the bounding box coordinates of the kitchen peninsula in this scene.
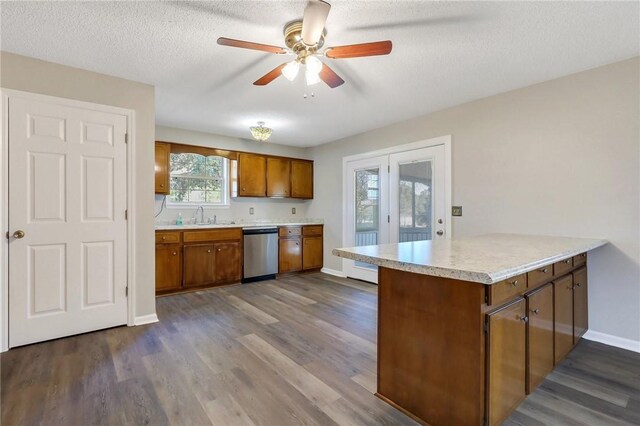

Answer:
[333,234,607,426]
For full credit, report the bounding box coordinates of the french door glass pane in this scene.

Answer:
[355,168,380,269]
[398,160,433,242]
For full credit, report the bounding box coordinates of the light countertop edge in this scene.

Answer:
[156,221,324,231]
[332,235,608,285]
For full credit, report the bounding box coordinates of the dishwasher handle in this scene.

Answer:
[243,227,278,235]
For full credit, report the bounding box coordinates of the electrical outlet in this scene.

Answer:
[452,206,462,217]
[249,207,254,215]
[292,207,296,214]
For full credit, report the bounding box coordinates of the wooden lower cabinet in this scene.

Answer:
[155,243,182,292]
[573,267,588,342]
[526,283,554,393]
[486,298,527,426]
[183,244,216,287]
[279,238,302,273]
[302,236,323,270]
[213,242,242,283]
[554,274,574,363]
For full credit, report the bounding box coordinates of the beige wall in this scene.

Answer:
[155,126,313,224]
[308,57,640,343]
[1,52,156,320]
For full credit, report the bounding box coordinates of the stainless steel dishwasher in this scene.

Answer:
[242,227,278,283]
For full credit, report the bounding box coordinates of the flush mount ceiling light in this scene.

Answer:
[249,122,273,141]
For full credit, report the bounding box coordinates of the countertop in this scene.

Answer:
[332,233,607,284]
[155,221,324,231]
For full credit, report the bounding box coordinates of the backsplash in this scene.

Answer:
[154,195,313,226]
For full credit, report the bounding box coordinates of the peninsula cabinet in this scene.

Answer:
[155,228,242,295]
[155,142,170,194]
[525,283,554,393]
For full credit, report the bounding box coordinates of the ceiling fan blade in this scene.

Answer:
[325,40,392,59]
[253,63,287,86]
[217,37,287,54]
[301,0,331,46]
[319,63,344,88]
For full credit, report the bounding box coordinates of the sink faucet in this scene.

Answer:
[194,205,204,224]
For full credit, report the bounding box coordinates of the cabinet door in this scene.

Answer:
[526,283,554,393]
[266,157,291,197]
[183,244,215,287]
[238,153,266,197]
[554,274,574,364]
[155,244,182,292]
[155,142,170,194]
[486,298,527,426]
[279,238,302,273]
[573,267,588,343]
[302,236,323,270]
[290,160,313,199]
[213,242,242,284]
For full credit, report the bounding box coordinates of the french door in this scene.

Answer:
[343,143,448,283]
[7,94,129,347]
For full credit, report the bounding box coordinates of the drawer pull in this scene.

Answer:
[172,252,177,256]
[217,248,221,252]
[207,249,211,253]
[564,259,571,264]
[510,280,519,287]
[518,315,529,323]
[541,268,548,273]
[162,236,166,241]
[531,308,540,315]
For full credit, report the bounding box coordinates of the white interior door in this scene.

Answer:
[8,95,128,347]
[389,145,447,243]
[343,155,389,283]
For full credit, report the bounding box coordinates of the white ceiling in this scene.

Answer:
[1,1,638,147]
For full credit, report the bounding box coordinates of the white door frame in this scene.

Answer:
[0,88,137,352]
[341,135,452,278]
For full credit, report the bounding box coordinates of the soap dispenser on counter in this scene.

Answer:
[176,213,183,226]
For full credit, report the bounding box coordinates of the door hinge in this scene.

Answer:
[387,165,390,173]
[5,231,8,240]
[125,209,128,220]
[126,286,128,297]
[387,215,390,223]
[124,133,128,144]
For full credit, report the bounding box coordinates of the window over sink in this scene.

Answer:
[167,153,229,206]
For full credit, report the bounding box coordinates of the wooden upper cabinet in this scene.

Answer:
[155,142,170,194]
[526,283,554,394]
[573,267,588,343]
[486,298,527,426]
[238,153,267,197]
[554,274,574,364]
[290,160,313,199]
[266,157,291,197]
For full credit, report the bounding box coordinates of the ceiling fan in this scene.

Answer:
[217,0,392,88]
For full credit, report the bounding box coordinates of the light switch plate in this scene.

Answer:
[452,206,462,217]
[249,207,254,215]
[292,207,296,214]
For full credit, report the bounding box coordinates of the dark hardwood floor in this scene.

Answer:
[2,272,639,425]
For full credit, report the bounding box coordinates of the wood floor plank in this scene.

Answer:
[2,272,639,426]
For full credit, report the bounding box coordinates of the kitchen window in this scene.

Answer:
[167,153,229,206]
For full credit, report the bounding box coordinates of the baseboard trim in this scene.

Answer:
[321,267,347,278]
[133,313,159,326]
[583,330,640,353]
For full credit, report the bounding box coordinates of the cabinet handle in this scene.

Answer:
[207,249,211,253]
[541,268,548,273]
[575,282,581,288]
[160,183,164,188]
[162,236,166,241]
[564,259,571,264]
[510,279,519,287]
[531,308,540,315]
[217,248,221,252]
[519,315,529,323]
[242,187,246,191]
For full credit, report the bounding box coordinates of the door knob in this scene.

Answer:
[436,230,444,236]
[12,230,25,239]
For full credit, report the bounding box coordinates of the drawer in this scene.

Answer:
[302,225,323,236]
[156,231,181,244]
[573,252,587,267]
[279,227,301,237]
[183,228,242,243]
[487,274,527,306]
[528,265,553,288]
[553,258,573,277]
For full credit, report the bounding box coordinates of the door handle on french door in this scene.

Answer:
[436,230,444,236]
[12,230,25,239]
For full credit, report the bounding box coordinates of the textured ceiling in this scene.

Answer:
[1,1,638,147]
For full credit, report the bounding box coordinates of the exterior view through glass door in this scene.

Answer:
[343,142,448,283]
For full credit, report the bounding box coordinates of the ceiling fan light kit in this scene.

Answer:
[249,122,272,142]
[217,0,392,89]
